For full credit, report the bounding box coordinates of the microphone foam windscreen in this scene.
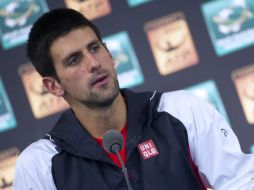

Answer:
[102,129,124,154]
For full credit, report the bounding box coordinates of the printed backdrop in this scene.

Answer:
[0,0,254,188]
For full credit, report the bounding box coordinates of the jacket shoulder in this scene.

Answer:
[13,139,58,190]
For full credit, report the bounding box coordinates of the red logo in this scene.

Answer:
[137,139,159,160]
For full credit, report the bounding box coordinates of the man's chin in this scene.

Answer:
[86,87,120,108]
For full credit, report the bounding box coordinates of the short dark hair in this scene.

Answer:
[27,8,102,78]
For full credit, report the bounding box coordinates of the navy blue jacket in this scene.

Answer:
[14,89,254,189]
[49,89,204,189]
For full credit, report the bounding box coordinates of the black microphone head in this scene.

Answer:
[102,129,124,154]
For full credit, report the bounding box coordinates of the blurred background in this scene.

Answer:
[0,0,254,189]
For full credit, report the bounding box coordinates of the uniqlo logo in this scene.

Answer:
[137,139,159,160]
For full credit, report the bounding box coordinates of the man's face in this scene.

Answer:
[48,26,119,108]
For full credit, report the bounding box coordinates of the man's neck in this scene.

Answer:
[72,93,127,138]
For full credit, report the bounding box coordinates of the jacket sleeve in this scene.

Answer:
[191,99,254,190]
[158,91,254,190]
[13,139,57,190]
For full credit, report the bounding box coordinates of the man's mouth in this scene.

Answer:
[91,74,109,87]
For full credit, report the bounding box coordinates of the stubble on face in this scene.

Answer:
[82,68,120,108]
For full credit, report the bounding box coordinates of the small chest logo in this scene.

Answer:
[137,139,159,160]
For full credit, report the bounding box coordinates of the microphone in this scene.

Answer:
[102,130,134,190]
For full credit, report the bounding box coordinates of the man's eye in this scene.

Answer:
[89,44,100,53]
[68,55,82,66]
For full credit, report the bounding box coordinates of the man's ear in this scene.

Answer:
[42,77,64,97]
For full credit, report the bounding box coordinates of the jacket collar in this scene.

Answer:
[49,89,161,163]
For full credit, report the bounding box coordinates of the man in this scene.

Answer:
[13,8,254,190]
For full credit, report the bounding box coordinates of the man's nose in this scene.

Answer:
[86,52,101,73]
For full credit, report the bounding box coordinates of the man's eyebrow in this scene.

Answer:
[61,39,101,65]
[87,39,101,49]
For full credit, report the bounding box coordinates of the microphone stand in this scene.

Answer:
[113,147,133,190]
[103,130,134,190]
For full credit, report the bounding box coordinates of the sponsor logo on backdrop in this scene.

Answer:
[251,145,254,153]
[144,12,199,76]
[0,0,48,49]
[0,147,19,190]
[232,63,254,124]
[103,31,144,88]
[18,63,69,119]
[0,77,16,133]
[185,80,230,124]
[127,0,153,7]
[64,0,111,20]
[201,0,254,56]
